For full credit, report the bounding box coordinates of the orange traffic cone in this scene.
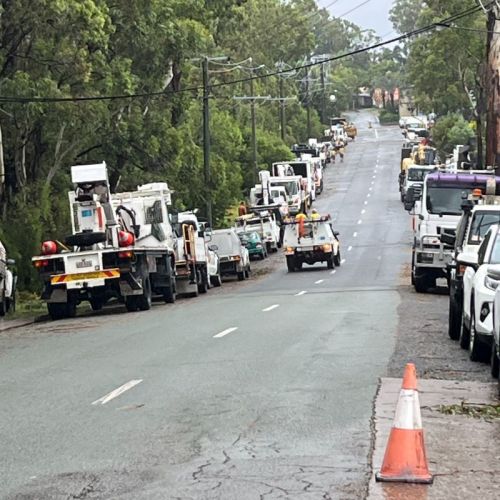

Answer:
[376,363,433,484]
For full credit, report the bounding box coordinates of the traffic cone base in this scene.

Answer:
[375,428,433,484]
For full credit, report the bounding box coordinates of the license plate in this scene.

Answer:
[76,259,93,269]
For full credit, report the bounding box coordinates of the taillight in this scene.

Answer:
[118,251,134,259]
[34,260,49,268]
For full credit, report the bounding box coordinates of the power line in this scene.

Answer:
[337,0,372,19]
[0,2,489,105]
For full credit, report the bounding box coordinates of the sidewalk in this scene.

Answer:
[368,378,500,500]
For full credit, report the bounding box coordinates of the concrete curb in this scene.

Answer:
[368,378,500,499]
[0,317,35,333]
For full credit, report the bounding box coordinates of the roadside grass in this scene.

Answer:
[438,402,500,420]
[10,291,46,319]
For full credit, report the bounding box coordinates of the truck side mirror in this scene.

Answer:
[440,231,456,247]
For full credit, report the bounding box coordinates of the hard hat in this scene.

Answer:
[312,208,318,213]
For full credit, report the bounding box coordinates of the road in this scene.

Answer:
[0,111,410,499]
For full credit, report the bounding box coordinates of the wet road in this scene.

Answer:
[0,111,410,499]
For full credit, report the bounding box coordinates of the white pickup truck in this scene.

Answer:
[0,241,15,316]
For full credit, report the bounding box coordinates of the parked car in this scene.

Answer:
[460,225,500,361]
[211,229,251,281]
[238,231,267,260]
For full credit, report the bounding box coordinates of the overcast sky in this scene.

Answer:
[317,0,395,38]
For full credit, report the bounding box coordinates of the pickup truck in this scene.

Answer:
[211,229,251,281]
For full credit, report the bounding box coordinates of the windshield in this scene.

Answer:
[426,187,475,215]
[408,169,431,182]
[489,234,500,264]
[212,233,238,255]
[271,181,298,196]
[290,163,308,178]
[468,212,500,244]
[239,232,259,243]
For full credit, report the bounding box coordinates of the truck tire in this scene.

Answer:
[468,310,488,362]
[286,256,296,273]
[245,265,251,279]
[0,291,6,317]
[163,275,176,303]
[47,301,76,320]
[334,251,341,267]
[490,342,499,378]
[210,266,222,287]
[136,274,152,311]
[89,298,104,311]
[459,313,470,350]
[125,296,139,312]
[414,272,432,293]
[198,267,208,294]
[327,254,335,269]
[448,294,461,340]
[237,270,246,281]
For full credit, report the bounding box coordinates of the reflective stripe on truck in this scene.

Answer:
[51,268,120,284]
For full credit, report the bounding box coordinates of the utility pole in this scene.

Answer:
[279,77,285,141]
[305,67,311,139]
[249,70,258,184]
[320,62,326,125]
[202,57,212,226]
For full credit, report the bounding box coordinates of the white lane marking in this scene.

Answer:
[295,290,308,296]
[214,327,238,338]
[353,232,358,238]
[364,200,368,205]
[372,175,376,179]
[315,279,324,284]
[374,129,379,139]
[331,270,337,275]
[361,209,366,215]
[367,193,371,197]
[348,246,353,251]
[92,379,143,405]
[262,304,280,312]
[371,181,375,185]
[357,219,362,225]
[369,187,372,191]
[341,258,346,264]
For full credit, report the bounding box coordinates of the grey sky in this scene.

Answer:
[318,0,395,38]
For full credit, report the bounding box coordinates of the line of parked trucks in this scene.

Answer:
[400,139,500,395]
[19,131,346,322]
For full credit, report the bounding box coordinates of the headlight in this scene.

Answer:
[484,275,499,291]
[256,244,262,248]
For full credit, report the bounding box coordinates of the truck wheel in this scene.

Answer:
[211,266,222,287]
[125,296,138,312]
[469,311,488,362]
[137,275,152,311]
[198,268,208,294]
[448,294,461,340]
[286,256,296,273]
[414,272,431,293]
[90,298,104,311]
[266,242,272,254]
[163,275,176,304]
[490,342,499,378]
[245,265,251,279]
[47,302,75,320]
[334,251,341,267]
[327,255,334,269]
[237,270,246,281]
[459,313,470,350]
[0,292,6,317]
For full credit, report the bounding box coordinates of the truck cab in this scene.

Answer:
[407,172,500,293]
[235,210,281,253]
[401,165,436,203]
[272,160,315,208]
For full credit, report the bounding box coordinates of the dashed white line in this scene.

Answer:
[357,219,362,225]
[353,232,358,238]
[315,279,324,284]
[372,175,376,179]
[369,187,372,191]
[348,246,353,251]
[367,193,371,197]
[341,258,346,264]
[214,327,238,338]
[364,200,368,205]
[331,270,337,275]
[92,379,143,406]
[295,290,308,296]
[262,304,280,312]
[361,209,366,215]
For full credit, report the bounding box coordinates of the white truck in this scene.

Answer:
[172,211,221,296]
[235,210,281,253]
[272,160,315,209]
[406,172,500,293]
[283,216,341,271]
[269,176,303,214]
[32,163,177,319]
[0,241,16,316]
[211,229,251,281]
[401,164,436,203]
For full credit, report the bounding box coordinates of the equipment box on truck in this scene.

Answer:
[211,229,250,281]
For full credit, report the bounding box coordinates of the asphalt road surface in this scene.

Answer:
[0,111,409,499]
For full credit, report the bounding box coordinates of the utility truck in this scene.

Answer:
[171,211,221,295]
[235,210,281,253]
[405,172,500,293]
[32,163,177,319]
[272,160,315,208]
[283,216,341,271]
[0,241,16,316]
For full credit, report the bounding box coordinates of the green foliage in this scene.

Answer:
[379,109,400,125]
[431,114,474,158]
